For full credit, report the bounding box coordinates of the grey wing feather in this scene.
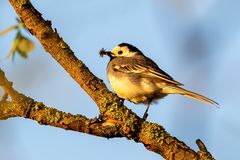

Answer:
[112,57,183,86]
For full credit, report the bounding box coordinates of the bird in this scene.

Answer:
[99,43,218,120]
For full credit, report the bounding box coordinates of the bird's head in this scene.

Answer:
[99,43,143,59]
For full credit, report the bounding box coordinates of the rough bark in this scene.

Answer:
[0,0,215,159]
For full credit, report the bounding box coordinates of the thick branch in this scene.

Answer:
[0,97,122,138]
[6,1,215,159]
[1,68,214,160]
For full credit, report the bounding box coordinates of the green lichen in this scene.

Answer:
[59,41,69,49]
[0,102,13,120]
[56,53,61,61]
[142,122,167,143]
[59,114,72,125]
[44,108,62,124]
[102,124,121,137]
[77,60,84,68]
[122,112,138,133]
[33,102,43,111]
[99,93,119,114]
[16,0,29,8]
[75,114,88,122]
[99,88,109,96]
[16,97,35,117]
[98,90,141,137]
[198,151,215,160]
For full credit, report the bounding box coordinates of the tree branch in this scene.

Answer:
[4,0,215,159]
[0,70,121,137]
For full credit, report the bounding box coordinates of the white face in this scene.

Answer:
[110,45,138,57]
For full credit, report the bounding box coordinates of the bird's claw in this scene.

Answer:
[119,98,124,106]
[142,112,148,121]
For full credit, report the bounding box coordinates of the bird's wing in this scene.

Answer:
[113,62,183,86]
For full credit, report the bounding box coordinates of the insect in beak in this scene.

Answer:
[99,48,113,58]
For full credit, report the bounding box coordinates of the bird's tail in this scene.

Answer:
[162,86,219,108]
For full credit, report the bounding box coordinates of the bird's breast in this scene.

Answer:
[107,72,167,104]
[108,74,134,100]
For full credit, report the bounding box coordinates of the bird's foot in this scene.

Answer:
[88,116,102,126]
[119,98,125,106]
[142,112,148,121]
[114,93,124,106]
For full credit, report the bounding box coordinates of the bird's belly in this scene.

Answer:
[108,75,166,103]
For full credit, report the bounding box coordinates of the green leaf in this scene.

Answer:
[3,31,21,60]
[16,35,35,58]
[2,31,34,60]
[1,20,35,61]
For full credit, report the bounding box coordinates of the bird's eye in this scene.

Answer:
[118,51,123,55]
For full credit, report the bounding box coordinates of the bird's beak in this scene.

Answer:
[105,51,113,57]
[99,48,113,58]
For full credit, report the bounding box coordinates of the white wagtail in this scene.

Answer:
[100,43,218,120]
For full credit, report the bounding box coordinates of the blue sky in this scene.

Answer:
[1,0,240,160]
